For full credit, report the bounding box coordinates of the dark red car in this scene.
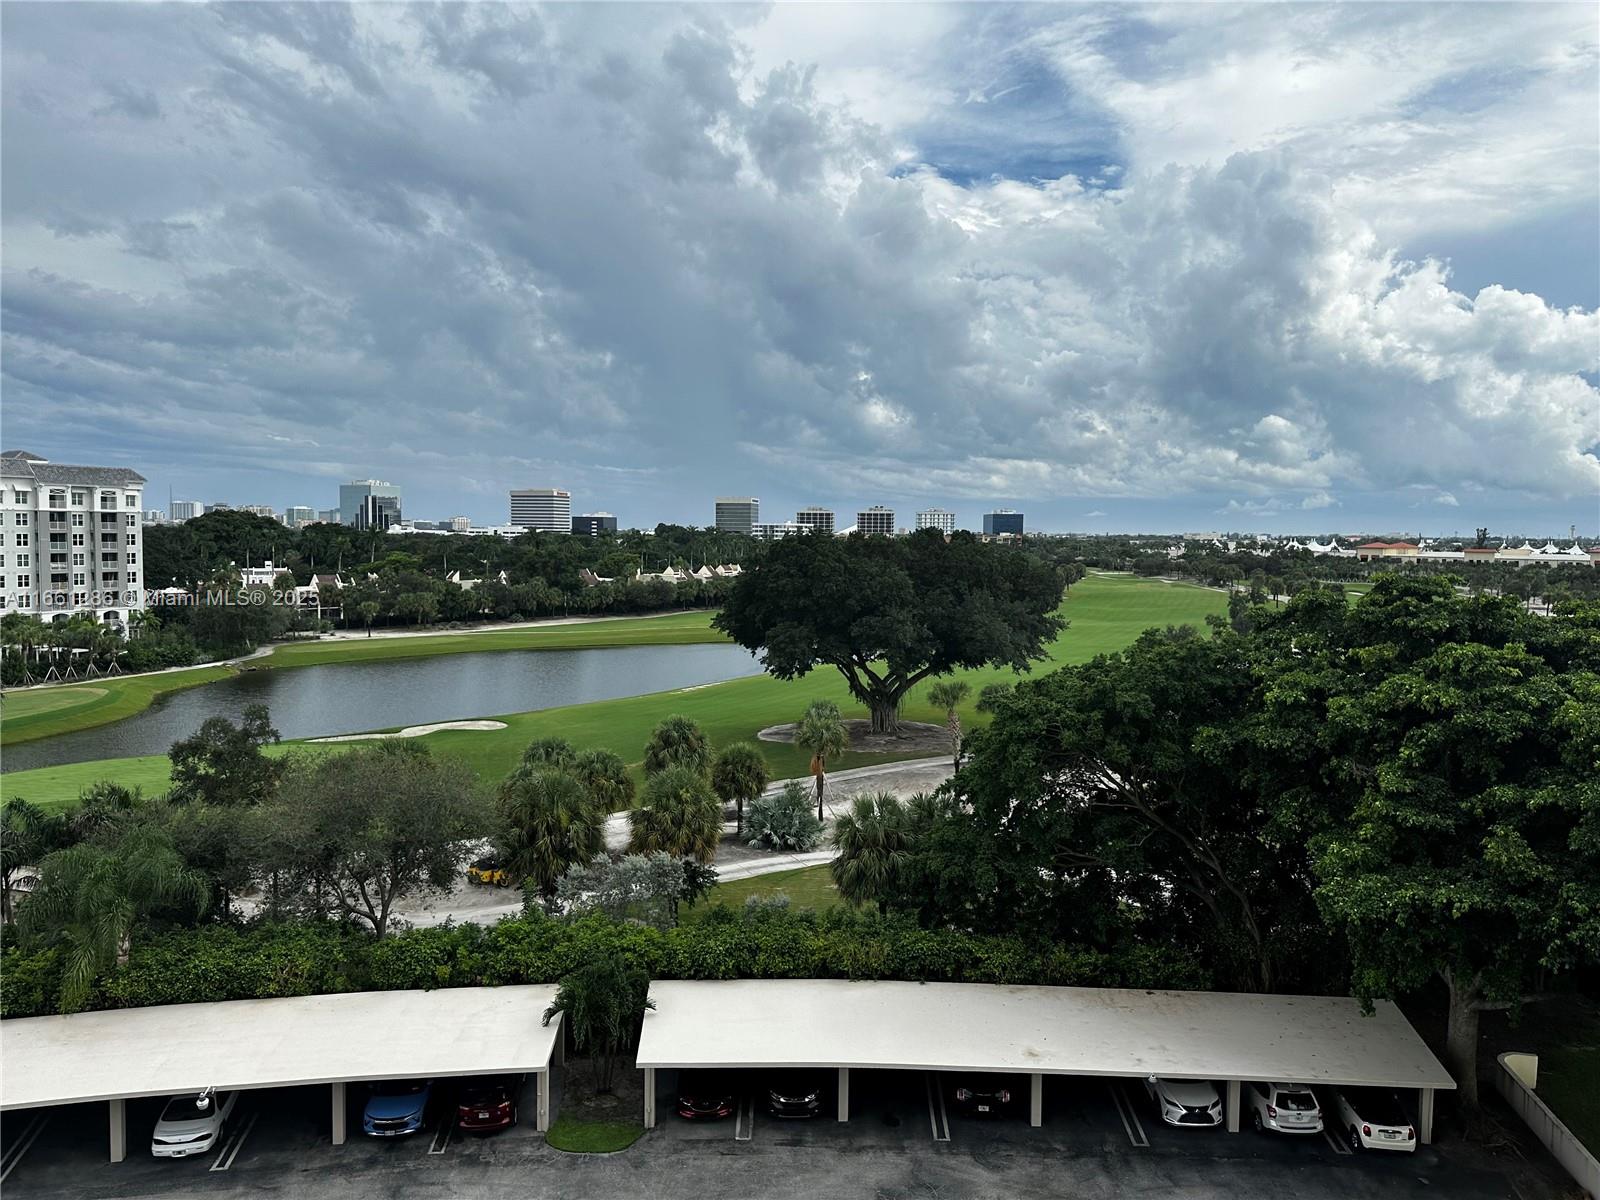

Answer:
[455,1076,522,1133]
[676,1070,736,1119]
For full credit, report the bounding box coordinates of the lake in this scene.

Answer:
[4,642,763,771]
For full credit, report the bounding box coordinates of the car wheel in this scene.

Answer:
[1252,1111,1264,1134]
[1348,1126,1362,1153]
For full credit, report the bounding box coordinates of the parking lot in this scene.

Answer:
[1,1066,1542,1200]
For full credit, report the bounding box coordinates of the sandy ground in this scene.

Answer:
[309,720,508,743]
[758,719,950,756]
[393,756,953,929]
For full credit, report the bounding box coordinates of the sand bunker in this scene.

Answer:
[310,719,508,743]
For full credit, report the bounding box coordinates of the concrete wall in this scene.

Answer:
[1495,1053,1598,1199]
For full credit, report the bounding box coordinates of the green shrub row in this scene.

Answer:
[0,909,1211,1019]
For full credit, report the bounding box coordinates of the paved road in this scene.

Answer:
[396,757,953,929]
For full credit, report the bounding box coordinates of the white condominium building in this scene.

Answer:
[510,487,572,533]
[0,450,146,627]
[169,500,202,522]
[915,508,956,533]
[857,506,895,536]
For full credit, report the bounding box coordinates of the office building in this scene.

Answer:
[142,509,166,526]
[510,488,572,533]
[283,506,318,527]
[204,503,231,514]
[169,500,203,522]
[317,508,342,525]
[983,510,1025,536]
[915,509,956,534]
[572,512,619,537]
[340,480,402,527]
[795,506,835,537]
[0,449,146,626]
[857,506,896,536]
[448,515,472,533]
[353,493,400,531]
[715,497,759,536]
[753,521,804,540]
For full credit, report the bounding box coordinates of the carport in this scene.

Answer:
[0,985,562,1163]
[635,980,1453,1140]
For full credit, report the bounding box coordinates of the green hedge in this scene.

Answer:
[0,908,1210,1019]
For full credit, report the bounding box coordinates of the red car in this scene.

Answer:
[676,1070,737,1120]
[455,1076,522,1133]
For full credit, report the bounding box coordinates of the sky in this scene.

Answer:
[2,2,1597,537]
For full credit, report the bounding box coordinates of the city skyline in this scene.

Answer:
[2,5,1595,534]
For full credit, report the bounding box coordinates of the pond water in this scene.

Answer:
[5,642,762,772]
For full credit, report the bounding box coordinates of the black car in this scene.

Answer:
[764,1070,827,1118]
[950,1074,1017,1116]
[676,1071,736,1120]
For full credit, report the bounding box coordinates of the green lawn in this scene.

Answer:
[2,575,1225,811]
[687,864,840,919]
[543,1114,644,1153]
[1,611,725,747]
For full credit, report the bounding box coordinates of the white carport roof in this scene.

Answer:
[0,985,560,1110]
[636,980,1454,1091]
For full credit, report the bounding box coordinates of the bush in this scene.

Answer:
[743,781,824,851]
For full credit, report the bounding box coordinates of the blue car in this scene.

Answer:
[362,1080,433,1137]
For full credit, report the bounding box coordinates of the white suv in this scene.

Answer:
[1245,1081,1322,1135]
[151,1089,238,1158]
[1330,1086,1416,1152]
[1143,1077,1223,1127]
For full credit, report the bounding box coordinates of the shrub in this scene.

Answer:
[743,781,824,851]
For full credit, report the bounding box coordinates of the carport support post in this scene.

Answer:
[108,1098,126,1163]
[537,1069,551,1133]
[331,1081,347,1146]
[1419,1087,1435,1145]
[643,1068,656,1129]
[837,1067,849,1122]
[1225,1079,1240,1133]
[1030,1073,1042,1127]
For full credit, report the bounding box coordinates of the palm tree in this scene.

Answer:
[355,600,380,638]
[795,699,849,821]
[925,679,972,771]
[572,748,636,813]
[0,799,70,924]
[710,742,770,835]
[521,735,578,771]
[20,821,208,1011]
[829,791,909,915]
[496,768,607,900]
[642,715,711,776]
[629,765,721,863]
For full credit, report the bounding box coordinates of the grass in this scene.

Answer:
[1538,1042,1600,1154]
[686,864,840,920]
[1,611,725,747]
[2,574,1226,811]
[542,1113,644,1153]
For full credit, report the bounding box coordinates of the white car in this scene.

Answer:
[151,1089,238,1158]
[1245,1081,1323,1135]
[1331,1086,1417,1152]
[1143,1077,1223,1127]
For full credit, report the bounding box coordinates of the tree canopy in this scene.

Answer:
[713,529,1066,732]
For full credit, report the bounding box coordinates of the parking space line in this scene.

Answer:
[1322,1127,1353,1156]
[0,1112,48,1183]
[734,1095,754,1142]
[924,1073,950,1142]
[427,1120,453,1155]
[1109,1083,1149,1148]
[209,1111,258,1172]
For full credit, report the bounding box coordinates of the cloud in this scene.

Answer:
[0,3,1594,530]
[1084,509,1107,518]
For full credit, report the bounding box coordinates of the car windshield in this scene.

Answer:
[1348,1090,1408,1123]
[1277,1090,1317,1111]
[160,1095,218,1121]
[372,1081,428,1096]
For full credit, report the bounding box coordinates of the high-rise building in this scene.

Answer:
[317,507,342,525]
[0,449,146,627]
[142,509,166,526]
[340,480,401,527]
[204,503,232,514]
[715,497,759,536]
[983,510,1025,536]
[241,504,278,519]
[283,506,318,527]
[510,488,572,533]
[169,500,203,522]
[572,512,618,536]
[857,506,895,536]
[915,508,956,534]
[353,493,400,531]
[448,515,472,533]
[795,506,835,537]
